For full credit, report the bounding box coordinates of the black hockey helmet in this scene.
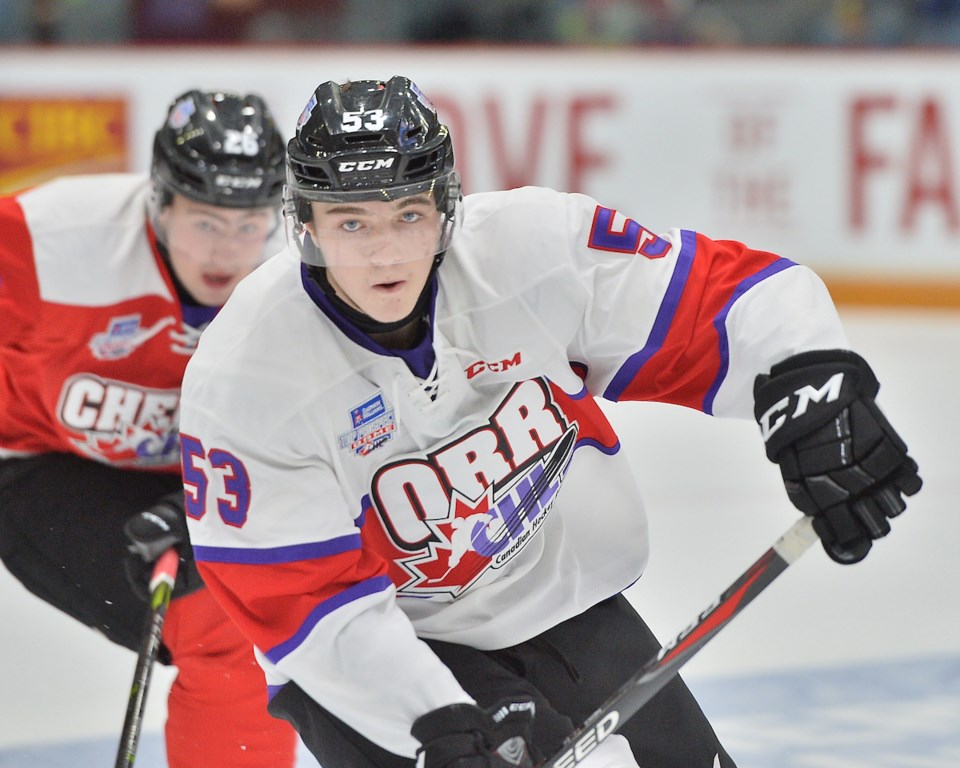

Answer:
[152,89,286,209]
[284,76,461,267]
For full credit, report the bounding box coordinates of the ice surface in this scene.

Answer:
[2,308,957,767]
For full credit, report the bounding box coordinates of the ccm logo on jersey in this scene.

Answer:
[337,158,395,172]
[465,352,522,379]
[758,372,844,442]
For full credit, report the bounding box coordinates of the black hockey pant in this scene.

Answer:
[269,594,737,768]
[0,453,300,767]
[0,453,183,656]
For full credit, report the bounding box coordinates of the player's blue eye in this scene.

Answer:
[341,220,361,232]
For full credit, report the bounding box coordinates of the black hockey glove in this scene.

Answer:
[123,490,204,601]
[754,349,922,564]
[412,699,536,768]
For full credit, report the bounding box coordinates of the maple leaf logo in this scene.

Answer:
[367,423,579,599]
[400,488,504,595]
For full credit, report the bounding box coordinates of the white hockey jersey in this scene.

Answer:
[178,186,849,756]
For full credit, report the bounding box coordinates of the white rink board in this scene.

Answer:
[3,46,960,277]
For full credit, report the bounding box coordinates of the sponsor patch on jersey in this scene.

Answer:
[88,314,176,360]
[338,392,396,456]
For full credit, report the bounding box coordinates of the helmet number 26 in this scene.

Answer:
[222,128,261,156]
[341,109,386,132]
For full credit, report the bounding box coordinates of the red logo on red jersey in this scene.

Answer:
[57,374,180,467]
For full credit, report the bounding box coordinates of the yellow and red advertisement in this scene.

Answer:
[0,97,128,194]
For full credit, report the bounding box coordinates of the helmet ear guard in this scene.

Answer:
[296,196,313,225]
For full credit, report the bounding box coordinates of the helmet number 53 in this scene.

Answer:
[342,109,386,132]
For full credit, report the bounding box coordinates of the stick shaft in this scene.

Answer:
[114,548,179,768]
[543,516,818,768]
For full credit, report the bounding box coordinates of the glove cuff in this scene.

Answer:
[412,703,487,744]
[412,699,535,768]
[754,349,878,461]
[767,349,879,396]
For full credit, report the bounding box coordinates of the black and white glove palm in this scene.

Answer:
[123,490,204,601]
[412,700,535,768]
[754,349,922,564]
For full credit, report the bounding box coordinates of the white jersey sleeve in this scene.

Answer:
[448,187,848,419]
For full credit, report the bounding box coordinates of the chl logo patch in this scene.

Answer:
[88,314,175,360]
[338,392,396,457]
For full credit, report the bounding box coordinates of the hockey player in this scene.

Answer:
[178,77,922,768]
[0,90,297,767]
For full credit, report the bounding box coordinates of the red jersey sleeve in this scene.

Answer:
[0,194,42,348]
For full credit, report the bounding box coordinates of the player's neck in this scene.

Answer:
[369,318,424,350]
[307,265,434,350]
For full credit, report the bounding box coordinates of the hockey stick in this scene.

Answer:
[114,547,179,768]
[543,515,819,768]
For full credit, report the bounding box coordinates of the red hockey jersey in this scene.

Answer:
[0,174,209,471]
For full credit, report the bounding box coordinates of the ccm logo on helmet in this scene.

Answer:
[215,174,263,189]
[337,158,396,172]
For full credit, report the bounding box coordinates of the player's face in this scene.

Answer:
[307,196,440,323]
[157,194,277,307]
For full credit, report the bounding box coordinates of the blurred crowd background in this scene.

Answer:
[4,0,960,48]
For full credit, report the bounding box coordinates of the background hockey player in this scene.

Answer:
[0,89,297,768]
[178,77,922,768]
